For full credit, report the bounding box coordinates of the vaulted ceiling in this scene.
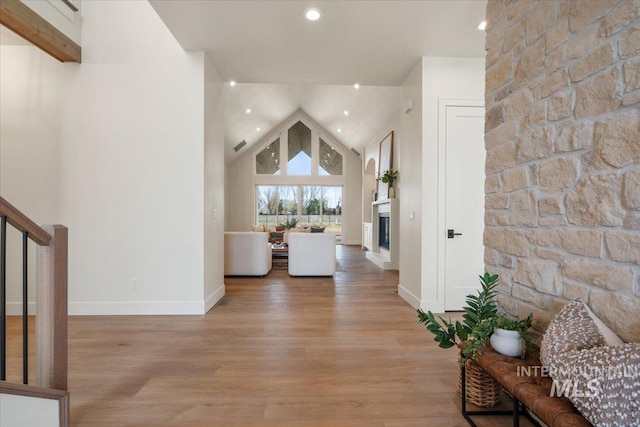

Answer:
[148,1,487,164]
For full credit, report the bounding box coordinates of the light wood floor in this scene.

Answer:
[5,245,532,426]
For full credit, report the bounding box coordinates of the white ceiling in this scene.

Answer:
[150,1,487,86]
[150,0,487,164]
[223,83,402,163]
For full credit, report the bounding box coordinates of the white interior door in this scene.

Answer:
[444,105,485,310]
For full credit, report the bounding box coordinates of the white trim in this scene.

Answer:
[68,300,211,315]
[10,290,226,315]
[204,284,225,313]
[418,299,439,313]
[398,285,420,308]
[436,98,484,313]
[398,285,437,311]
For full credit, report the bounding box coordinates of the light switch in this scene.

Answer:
[212,208,217,219]
[409,210,415,220]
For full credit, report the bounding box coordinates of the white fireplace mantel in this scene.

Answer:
[366,198,399,270]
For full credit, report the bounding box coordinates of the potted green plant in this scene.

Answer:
[490,313,533,358]
[280,218,298,244]
[379,169,398,186]
[417,273,534,361]
[280,217,298,230]
[378,169,398,198]
[417,273,500,362]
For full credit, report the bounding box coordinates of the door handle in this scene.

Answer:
[447,229,463,239]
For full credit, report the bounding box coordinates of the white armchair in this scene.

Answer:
[287,232,336,277]
[224,232,272,276]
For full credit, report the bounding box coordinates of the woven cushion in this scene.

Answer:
[250,224,265,232]
[540,299,606,367]
[584,303,624,347]
[550,343,640,426]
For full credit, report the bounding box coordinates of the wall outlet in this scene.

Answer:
[131,278,138,290]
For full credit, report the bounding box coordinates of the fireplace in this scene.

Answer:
[379,213,390,251]
[366,199,398,270]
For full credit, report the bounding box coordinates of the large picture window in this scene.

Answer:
[256,185,343,240]
[253,113,347,242]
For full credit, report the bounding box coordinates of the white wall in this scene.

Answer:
[225,153,252,232]
[57,0,213,314]
[0,44,71,314]
[398,61,423,306]
[420,57,485,312]
[203,55,226,311]
[362,57,484,311]
[363,61,422,306]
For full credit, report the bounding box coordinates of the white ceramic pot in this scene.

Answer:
[490,328,523,357]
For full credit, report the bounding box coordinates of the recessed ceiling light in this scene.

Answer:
[229,80,236,86]
[305,8,322,21]
[337,129,342,133]
[246,108,251,114]
[354,83,360,89]
[477,20,487,31]
[256,127,261,131]
[344,110,349,116]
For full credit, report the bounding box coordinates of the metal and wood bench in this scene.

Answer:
[461,345,592,427]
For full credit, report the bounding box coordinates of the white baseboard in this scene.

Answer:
[397,286,438,312]
[204,284,225,313]
[9,286,226,316]
[341,239,361,246]
[418,299,438,312]
[398,285,420,308]
[5,302,36,316]
[68,300,210,315]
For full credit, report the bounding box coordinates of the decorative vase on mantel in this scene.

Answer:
[388,187,395,198]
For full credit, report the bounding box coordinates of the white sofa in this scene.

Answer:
[224,232,272,276]
[287,232,336,277]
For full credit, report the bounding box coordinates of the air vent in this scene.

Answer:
[350,148,360,156]
[233,140,247,152]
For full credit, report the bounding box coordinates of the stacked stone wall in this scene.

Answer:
[484,0,640,342]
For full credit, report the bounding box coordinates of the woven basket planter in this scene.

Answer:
[456,357,501,407]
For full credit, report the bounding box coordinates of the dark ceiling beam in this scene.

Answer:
[0,0,81,63]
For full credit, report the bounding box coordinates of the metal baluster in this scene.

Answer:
[23,230,29,384]
[1,215,6,381]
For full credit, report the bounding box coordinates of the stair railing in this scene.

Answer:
[0,196,68,391]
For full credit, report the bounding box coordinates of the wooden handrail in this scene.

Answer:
[0,197,52,246]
